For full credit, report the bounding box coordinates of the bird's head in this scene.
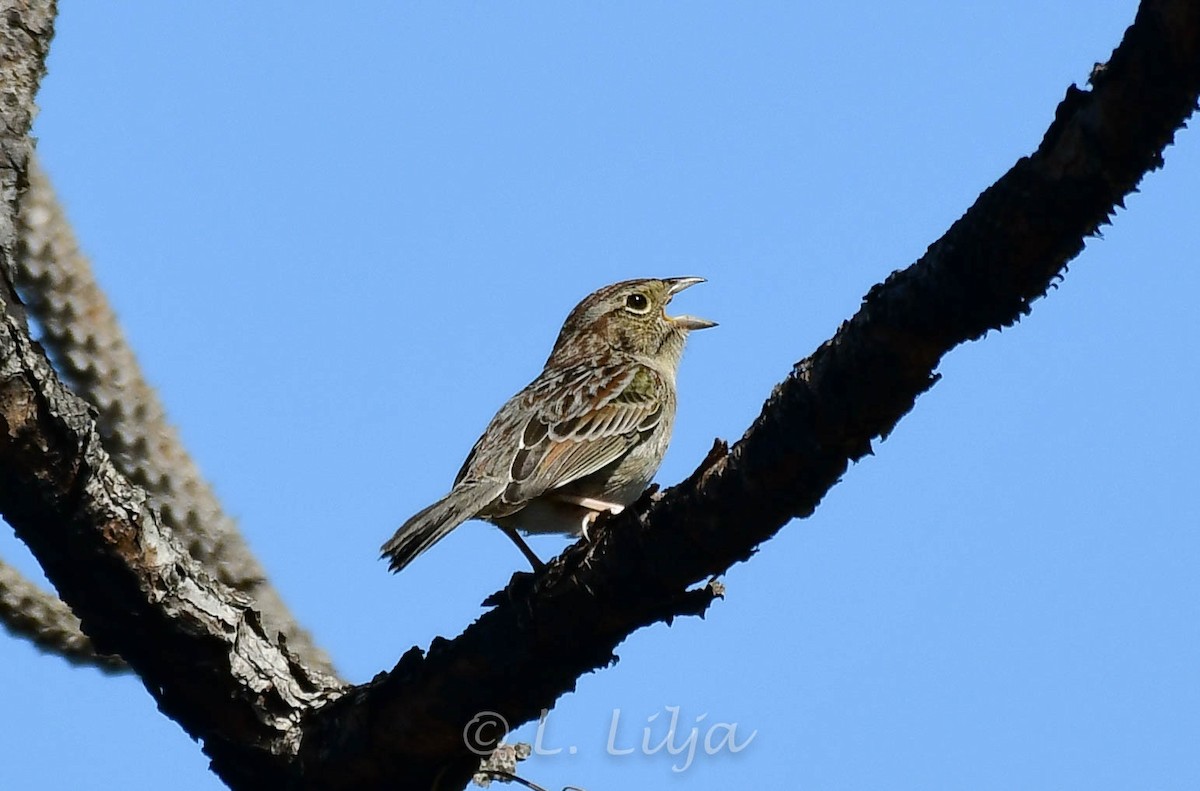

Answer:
[548,277,716,368]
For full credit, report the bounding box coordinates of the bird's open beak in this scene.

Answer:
[665,277,717,331]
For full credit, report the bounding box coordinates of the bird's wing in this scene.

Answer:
[496,360,666,506]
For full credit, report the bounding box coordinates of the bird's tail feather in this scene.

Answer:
[381,481,499,573]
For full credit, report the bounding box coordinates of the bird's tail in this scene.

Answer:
[381,481,500,573]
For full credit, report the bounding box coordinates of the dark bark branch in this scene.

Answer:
[0,313,344,774]
[0,1,1195,790]
[13,158,336,677]
[0,0,54,320]
[0,0,111,676]
[0,555,125,671]
[0,1,343,781]
[293,2,1200,787]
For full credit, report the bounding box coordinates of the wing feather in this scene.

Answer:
[500,361,665,504]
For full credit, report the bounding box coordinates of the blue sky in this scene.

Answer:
[3,2,1198,789]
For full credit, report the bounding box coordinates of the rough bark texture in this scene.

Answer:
[0,317,344,773]
[0,0,52,312]
[9,159,335,677]
[0,0,341,779]
[0,1,1196,790]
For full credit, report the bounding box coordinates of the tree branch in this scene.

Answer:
[293,2,1200,787]
[0,0,53,318]
[0,312,345,777]
[0,555,124,671]
[13,157,336,677]
[0,1,1195,790]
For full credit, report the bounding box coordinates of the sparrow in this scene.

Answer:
[381,277,714,573]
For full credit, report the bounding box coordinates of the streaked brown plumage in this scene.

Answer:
[381,277,714,573]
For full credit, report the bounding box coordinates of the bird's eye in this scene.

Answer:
[625,293,650,313]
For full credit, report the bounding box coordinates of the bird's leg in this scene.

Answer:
[551,493,625,542]
[562,496,625,543]
[499,524,545,571]
[557,494,624,514]
[581,511,597,543]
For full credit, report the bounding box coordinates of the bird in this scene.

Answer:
[381,277,715,574]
